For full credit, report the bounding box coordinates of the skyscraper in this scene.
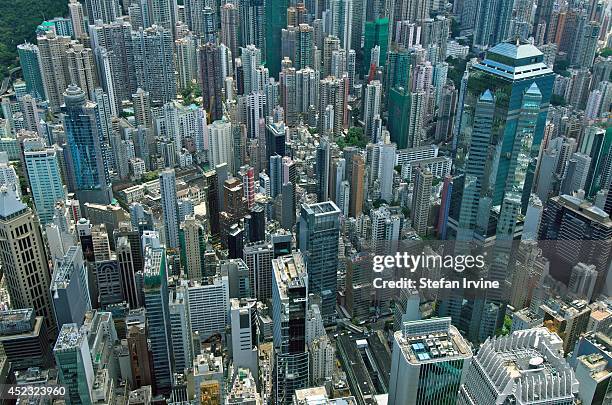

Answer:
[331,0,353,51]
[412,166,433,236]
[24,145,66,224]
[62,85,112,206]
[220,3,239,58]
[239,0,266,52]
[457,328,579,404]
[37,32,71,110]
[54,324,95,404]
[199,43,225,121]
[298,202,340,325]
[159,169,180,249]
[315,137,330,202]
[265,0,289,78]
[389,318,472,404]
[84,0,121,24]
[17,43,46,100]
[453,41,554,239]
[143,245,173,395]
[132,25,177,105]
[363,80,382,142]
[0,186,55,337]
[363,18,388,75]
[272,252,309,404]
[50,246,91,329]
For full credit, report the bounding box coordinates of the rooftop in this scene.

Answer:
[54,323,86,351]
[396,318,472,365]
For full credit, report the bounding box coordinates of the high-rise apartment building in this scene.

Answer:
[159,169,180,248]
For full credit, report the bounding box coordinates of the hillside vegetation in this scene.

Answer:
[0,0,68,76]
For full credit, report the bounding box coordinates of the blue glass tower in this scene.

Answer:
[62,84,112,206]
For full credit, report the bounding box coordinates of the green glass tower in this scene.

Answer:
[265,0,289,78]
[17,42,46,100]
[363,17,389,75]
[388,86,410,149]
[453,41,554,239]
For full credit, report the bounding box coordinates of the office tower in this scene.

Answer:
[315,138,330,202]
[243,242,274,301]
[126,309,153,388]
[272,253,309,404]
[387,87,411,149]
[187,276,229,340]
[143,246,173,395]
[199,43,225,121]
[0,187,55,336]
[36,32,71,110]
[62,85,112,205]
[175,34,199,92]
[568,263,598,302]
[96,257,124,306]
[265,0,289,78]
[181,216,205,281]
[580,126,612,197]
[269,154,283,198]
[571,21,600,69]
[363,18,388,75]
[411,166,432,236]
[388,318,472,404]
[246,206,265,243]
[539,194,612,293]
[0,309,53,371]
[132,26,176,105]
[349,154,364,217]
[17,43,45,100]
[204,170,220,237]
[24,145,65,224]
[363,80,381,142]
[560,152,592,195]
[169,286,192,373]
[239,0,266,52]
[116,237,140,308]
[230,298,258,377]
[220,3,239,58]
[298,202,340,325]
[84,0,121,24]
[54,324,95,404]
[51,246,91,329]
[454,41,554,238]
[266,122,287,159]
[458,328,578,404]
[157,169,180,248]
[574,352,612,405]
